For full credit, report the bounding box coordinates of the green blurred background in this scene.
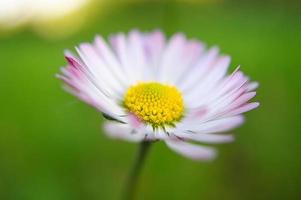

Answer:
[0,0,301,199]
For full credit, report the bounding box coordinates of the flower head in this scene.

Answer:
[58,30,259,161]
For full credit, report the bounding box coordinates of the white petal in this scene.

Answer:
[226,92,257,111]
[224,102,260,117]
[178,46,219,91]
[143,30,166,80]
[61,55,126,120]
[125,30,148,80]
[165,138,217,161]
[246,81,259,92]
[177,115,245,134]
[104,122,145,142]
[94,36,129,87]
[185,69,248,109]
[75,44,125,98]
[157,33,186,83]
[174,132,234,144]
[61,79,126,122]
[184,56,231,106]
[171,40,204,86]
[109,33,138,85]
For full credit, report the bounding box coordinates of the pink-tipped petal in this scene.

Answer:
[225,102,260,117]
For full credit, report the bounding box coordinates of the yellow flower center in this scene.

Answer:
[124,82,184,129]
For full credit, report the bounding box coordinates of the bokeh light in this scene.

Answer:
[0,0,95,38]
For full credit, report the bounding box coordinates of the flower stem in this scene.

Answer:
[123,141,152,200]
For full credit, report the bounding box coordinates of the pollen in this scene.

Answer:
[124,82,184,128]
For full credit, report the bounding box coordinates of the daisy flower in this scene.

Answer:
[58,30,259,161]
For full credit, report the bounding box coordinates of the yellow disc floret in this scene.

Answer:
[124,82,184,129]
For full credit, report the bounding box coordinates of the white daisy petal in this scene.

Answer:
[165,138,217,161]
[76,44,124,98]
[226,92,257,111]
[94,36,129,87]
[174,132,234,144]
[172,40,204,86]
[60,56,126,121]
[184,56,231,106]
[177,115,245,134]
[109,33,137,85]
[104,122,145,142]
[224,102,260,117]
[158,33,186,83]
[143,30,166,79]
[178,46,220,91]
[186,69,248,109]
[246,81,259,92]
[127,30,150,81]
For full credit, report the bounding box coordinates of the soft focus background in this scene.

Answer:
[0,0,301,199]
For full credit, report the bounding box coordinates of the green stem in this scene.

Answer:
[123,141,152,200]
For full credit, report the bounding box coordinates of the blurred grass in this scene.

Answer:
[0,1,301,200]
